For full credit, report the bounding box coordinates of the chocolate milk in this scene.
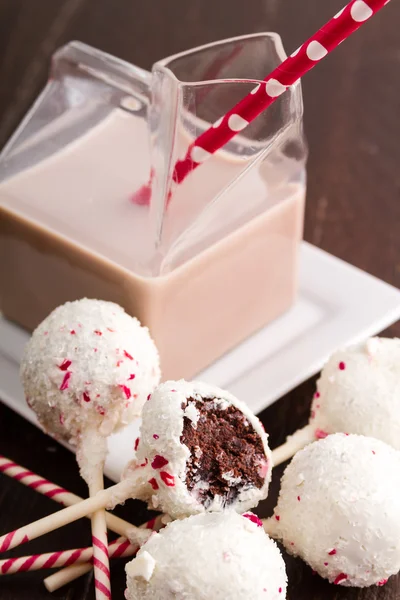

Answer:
[0,108,305,379]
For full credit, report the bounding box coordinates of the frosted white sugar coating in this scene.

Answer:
[310,338,400,448]
[134,380,272,519]
[21,299,160,445]
[272,433,400,587]
[125,511,287,599]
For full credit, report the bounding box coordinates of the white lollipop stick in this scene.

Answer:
[271,424,315,467]
[0,473,144,553]
[0,455,147,541]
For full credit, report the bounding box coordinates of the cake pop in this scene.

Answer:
[132,380,272,519]
[266,433,400,587]
[272,337,400,465]
[0,380,272,549]
[20,298,160,599]
[126,511,287,599]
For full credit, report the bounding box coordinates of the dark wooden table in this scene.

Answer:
[0,0,399,598]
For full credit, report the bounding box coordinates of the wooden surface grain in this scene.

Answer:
[0,0,399,598]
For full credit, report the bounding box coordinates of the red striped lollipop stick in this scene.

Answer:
[0,456,144,543]
[0,516,162,580]
[44,517,163,592]
[133,0,391,206]
[0,537,132,576]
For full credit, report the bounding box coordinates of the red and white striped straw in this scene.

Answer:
[0,535,134,576]
[147,0,390,195]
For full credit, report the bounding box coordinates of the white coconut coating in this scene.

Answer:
[310,338,400,448]
[125,511,287,600]
[133,380,272,520]
[21,299,160,445]
[272,433,400,587]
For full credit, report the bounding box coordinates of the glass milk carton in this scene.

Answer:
[0,34,307,379]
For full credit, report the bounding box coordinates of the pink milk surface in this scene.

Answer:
[0,109,305,378]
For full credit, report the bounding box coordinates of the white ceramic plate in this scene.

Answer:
[1,241,399,482]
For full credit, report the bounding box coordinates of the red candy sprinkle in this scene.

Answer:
[59,359,71,371]
[372,450,376,455]
[97,406,106,416]
[148,478,159,490]
[70,330,76,335]
[60,372,71,391]
[315,429,328,439]
[297,496,301,502]
[120,385,131,400]
[279,588,282,594]
[128,374,136,380]
[334,573,348,585]
[140,458,148,468]
[324,562,328,566]
[378,579,388,586]
[314,391,320,398]
[338,361,346,370]
[275,515,280,521]
[83,392,91,403]
[153,434,159,440]
[243,513,263,527]
[124,350,134,360]
[328,549,337,556]
[160,471,175,486]
[134,438,140,451]
[94,330,102,336]
[147,394,151,401]
[151,455,169,469]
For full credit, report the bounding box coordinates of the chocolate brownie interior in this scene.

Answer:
[181,397,266,507]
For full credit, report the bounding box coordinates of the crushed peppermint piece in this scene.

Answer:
[160,471,175,486]
[148,478,159,490]
[333,573,348,585]
[94,330,102,336]
[59,359,71,371]
[82,392,91,403]
[243,513,263,527]
[315,428,328,439]
[338,361,346,370]
[151,455,169,469]
[134,438,140,451]
[328,549,337,555]
[60,372,71,391]
[153,434,159,440]
[128,373,136,380]
[120,385,131,400]
[124,350,134,360]
[70,330,76,335]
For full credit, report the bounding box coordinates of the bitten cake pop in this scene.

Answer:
[272,337,400,465]
[126,511,287,599]
[20,298,160,600]
[132,380,272,519]
[0,380,272,549]
[266,433,400,587]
